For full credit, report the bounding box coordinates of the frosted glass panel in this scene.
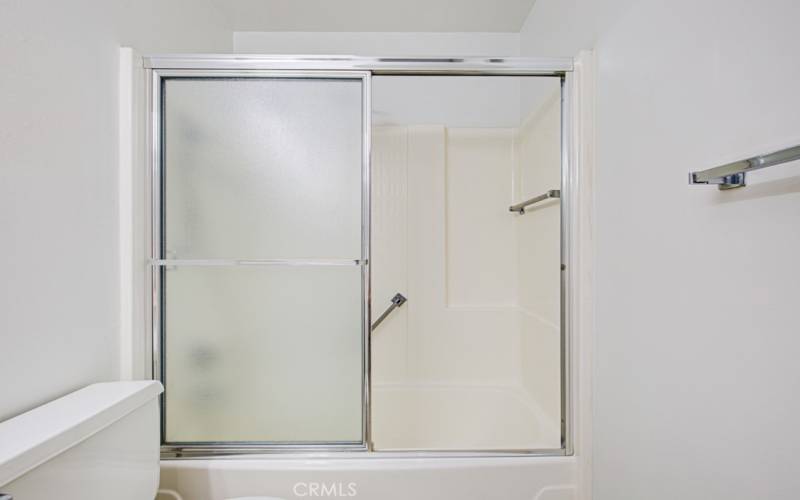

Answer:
[163,78,363,260]
[163,266,363,443]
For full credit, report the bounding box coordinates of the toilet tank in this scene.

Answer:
[0,381,163,500]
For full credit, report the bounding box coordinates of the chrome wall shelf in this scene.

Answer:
[689,144,800,190]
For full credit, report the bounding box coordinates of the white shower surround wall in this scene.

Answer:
[370,114,562,450]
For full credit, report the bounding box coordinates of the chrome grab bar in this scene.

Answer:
[371,293,407,331]
[689,143,800,190]
[509,189,560,214]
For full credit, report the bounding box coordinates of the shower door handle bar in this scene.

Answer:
[689,143,800,190]
[509,189,561,214]
[371,293,408,331]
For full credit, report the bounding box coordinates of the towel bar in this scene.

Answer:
[689,144,800,190]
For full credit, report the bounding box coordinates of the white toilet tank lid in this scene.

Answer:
[0,381,163,487]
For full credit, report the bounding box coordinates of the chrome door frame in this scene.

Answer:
[144,56,576,458]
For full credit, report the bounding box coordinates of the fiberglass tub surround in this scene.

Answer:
[148,56,569,456]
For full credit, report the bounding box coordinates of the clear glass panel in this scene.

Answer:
[163,78,363,260]
[370,76,562,450]
[163,265,363,443]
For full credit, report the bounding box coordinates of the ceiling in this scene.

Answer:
[217,0,537,32]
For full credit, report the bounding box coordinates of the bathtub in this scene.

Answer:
[158,383,573,500]
[158,454,577,500]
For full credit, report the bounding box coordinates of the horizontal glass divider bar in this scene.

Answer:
[151,258,366,267]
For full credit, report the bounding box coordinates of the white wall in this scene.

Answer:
[234,31,520,56]
[518,0,632,117]
[522,0,800,499]
[0,0,232,422]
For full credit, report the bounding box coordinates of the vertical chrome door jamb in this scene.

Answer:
[560,72,575,456]
[148,68,165,443]
[361,72,374,451]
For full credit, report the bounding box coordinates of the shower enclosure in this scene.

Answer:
[145,55,574,458]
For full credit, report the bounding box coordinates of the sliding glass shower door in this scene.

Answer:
[155,74,369,447]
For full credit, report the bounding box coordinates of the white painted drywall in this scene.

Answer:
[234,33,524,128]
[517,0,631,118]
[234,31,520,56]
[0,0,232,422]
[225,0,536,32]
[521,0,800,499]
